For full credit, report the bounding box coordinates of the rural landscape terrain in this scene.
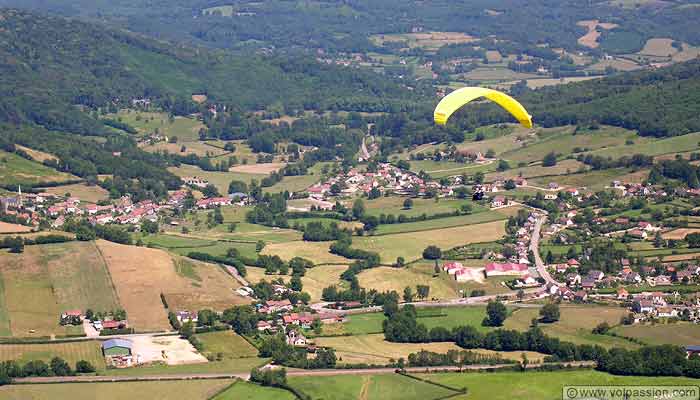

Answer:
[0,0,700,399]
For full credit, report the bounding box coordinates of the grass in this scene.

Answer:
[329,312,386,336]
[373,210,509,235]
[263,162,331,193]
[486,160,585,183]
[414,370,700,400]
[313,333,462,365]
[0,242,120,337]
[357,267,460,300]
[353,220,506,263]
[590,131,700,159]
[213,380,296,400]
[107,110,205,141]
[105,356,268,377]
[612,322,700,346]
[503,305,638,349]
[364,197,487,218]
[289,373,459,400]
[0,341,105,370]
[416,306,491,332]
[195,330,259,360]
[0,150,76,187]
[530,168,634,191]
[0,379,234,400]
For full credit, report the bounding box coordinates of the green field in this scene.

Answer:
[416,306,491,332]
[0,341,105,370]
[289,372,459,400]
[168,164,266,194]
[530,168,635,191]
[365,197,488,218]
[414,370,700,400]
[0,150,76,187]
[0,379,233,400]
[213,380,296,400]
[263,162,330,193]
[590,131,700,158]
[195,330,259,360]
[0,242,121,337]
[374,210,509,235]
[107,110,204,141]
[105,356,268,377]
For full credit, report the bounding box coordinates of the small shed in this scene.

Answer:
[102,338,132,357]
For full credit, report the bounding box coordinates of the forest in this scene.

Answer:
[2,0,700,54]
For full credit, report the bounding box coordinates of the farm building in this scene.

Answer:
[102,338,132,357]
[484,262,528,277]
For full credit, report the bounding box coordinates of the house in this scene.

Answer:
[544,193,558,200]
[455,268,482,282]
[567,259,580,268]
[574,290,588,302]
[655,275,672,286]
[565,188,579,196]
[513,274,538,288]
[484,262,529,277]
[491,195,507,208]
[638,221,656,231]
[263,299,293,314]
[628,229,648,239]
[514,177,527,187]
[581,277,597,290]
[686,346,700,358]
[548,182,559,190]
[176,311,198,324]
[101,320,126,330]
[102,339,132,357]
[616,288,629,300]
[566,273,581,286]
[257,321,273,332]
[443,261,464,275]
[633,299,654,313]
[588,270,604,281]
[286,330,307,347]
[554,264,569,274]
[622,272,642,284]
[60,310,82,325]
[614,217,630,225]
[656,306,677,318]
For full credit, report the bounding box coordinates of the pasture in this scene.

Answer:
[313,333,462,365]
[414,370,700,400]
[612,322,700,346]
[245,265,348,302]
[353,220,506,262]
[0,341,105,370]
[214,380,296,400]
[195,330,259,360]
[260,241,351,264]
[0,241,120,337]
[108,110,205,141]
[364,196,486,218]
[357,267,460,300]
[0,150,76,187]
[590,131,700,158]
[15,145,58,163]
[0,221,32,233]
[504,305,638,349]
[42,183,109,203]
[0,379,234,400]
[168,164,266,194]
[289,373,459,400]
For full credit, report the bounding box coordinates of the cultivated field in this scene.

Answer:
[289,373,458,400]
[15,145,58,163]
[415,370,700,400]
[638,37,676,57]
[0,221,32,233]
[230,162,286,174]
[577,20,618,48]
[0,150,76,187]
[371,31,477,50]
[97,241,246,332]
[591,131,700,158]
[260,241,351,264]
[0,341,105,369]
[353,220,506,262]
[373,210,509,235]
[247,265,347,302]
[0,242,120,337]
[0,379,234,400]
[145,141,228,158]
[313,333,462,365]
[661,228,700,240]
[108,110,205,141]
[42,183,110,203]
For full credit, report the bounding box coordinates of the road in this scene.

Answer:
[13,361,596,384]
[360,136,371,160]
[530,214,561,287]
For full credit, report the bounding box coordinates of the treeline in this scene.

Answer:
[407,349,514,368]
[329,237,381,280]
[0,357,96,384]
[186,252,248,277]
[259,334,337,369]
[650,157,700,188]
[0,235,73,253]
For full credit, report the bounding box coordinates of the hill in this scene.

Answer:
[0,8,418,136]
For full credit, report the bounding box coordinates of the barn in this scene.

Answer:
[102,338,132,357]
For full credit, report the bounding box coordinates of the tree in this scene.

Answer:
[403,198,413,209]
[497,160,510,172]
[543,152,558,167]
[503,179,516,190]
[687,233,700,248]
[483,300,507,327]
[256,240,266,252]
[228,222,238,232]
[403,287,414,303]
[50,357,72,376]
[395,256,405,267]
[352,199,366,220]
[539,303,560,323]
[416,285,430,300]
[202,184,220,198]
[654,232,664,248]
[383,295,399,317]
[75,360,95,373]
[179,321,195,338]
[228,180,248,194]
[290,276,303,292]
[422,245,442,260]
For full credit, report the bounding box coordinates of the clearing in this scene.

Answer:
[42,183,110,203]
[577,20,618,48]
[0,150,76,187]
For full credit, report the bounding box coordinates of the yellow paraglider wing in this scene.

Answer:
[434,87,533,128]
